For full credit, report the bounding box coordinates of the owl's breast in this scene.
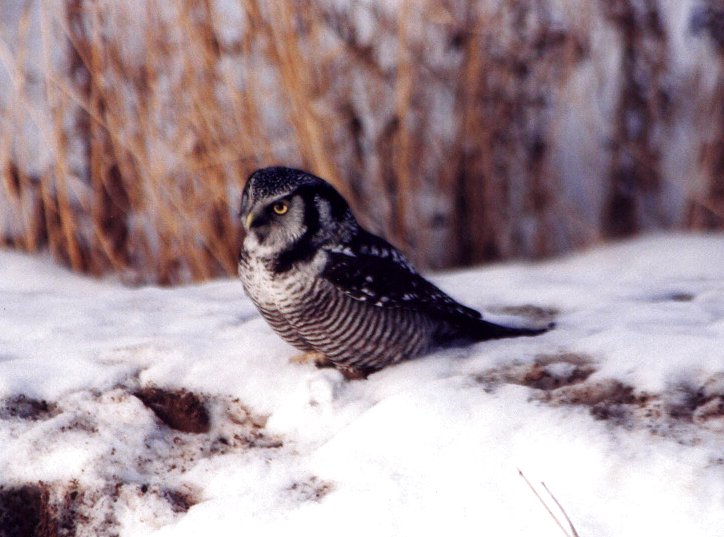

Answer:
[238,247,327,309]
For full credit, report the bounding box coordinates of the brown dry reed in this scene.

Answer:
[0,0,722,285]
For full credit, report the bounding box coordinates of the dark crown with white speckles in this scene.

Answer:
[244,167,326,200]
[243,167,351,222]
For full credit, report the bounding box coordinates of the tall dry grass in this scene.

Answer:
[0,0,722,284]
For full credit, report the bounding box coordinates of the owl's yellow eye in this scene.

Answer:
[272,202,288,215]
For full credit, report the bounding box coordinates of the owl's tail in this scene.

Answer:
[472,317,553,341]
[434,311,554,346]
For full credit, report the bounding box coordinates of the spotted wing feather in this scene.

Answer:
[322,231,481,322]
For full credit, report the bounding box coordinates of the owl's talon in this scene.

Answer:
[290,351,330,367]
[337,365,379,380]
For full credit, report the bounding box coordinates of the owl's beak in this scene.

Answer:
[244,209,267,231]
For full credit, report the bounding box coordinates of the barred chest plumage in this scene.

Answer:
[238,247,325,311]
[238,247,323,353]
[238,245,434,369]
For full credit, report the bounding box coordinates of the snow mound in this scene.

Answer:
[0,234,722,536]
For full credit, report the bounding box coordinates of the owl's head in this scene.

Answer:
[240,167,354,257]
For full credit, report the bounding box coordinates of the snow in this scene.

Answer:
[1,233,723,536]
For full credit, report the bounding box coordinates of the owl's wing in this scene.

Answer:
[322,231,481,321]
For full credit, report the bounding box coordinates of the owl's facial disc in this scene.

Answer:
[242,194,307,252]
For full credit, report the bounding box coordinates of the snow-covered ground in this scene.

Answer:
[1,234,722,536]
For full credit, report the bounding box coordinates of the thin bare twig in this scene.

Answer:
[517,468,580,537]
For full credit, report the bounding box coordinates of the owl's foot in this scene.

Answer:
[337,365,378,381]
[290,351,332,368]
[290,353,377,380]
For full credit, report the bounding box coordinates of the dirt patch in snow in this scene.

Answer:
[0,396,60,421]
[0,480,199,537]
[0,386,285,536]
[134,387,210,434]
[475,352,595,392]
[489,304,560,323]
[476,354,724,436]
[0,484,45,537]
[286,476,334,504]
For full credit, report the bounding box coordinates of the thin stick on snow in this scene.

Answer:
[517,468,580,537]
[541,481,580,537]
